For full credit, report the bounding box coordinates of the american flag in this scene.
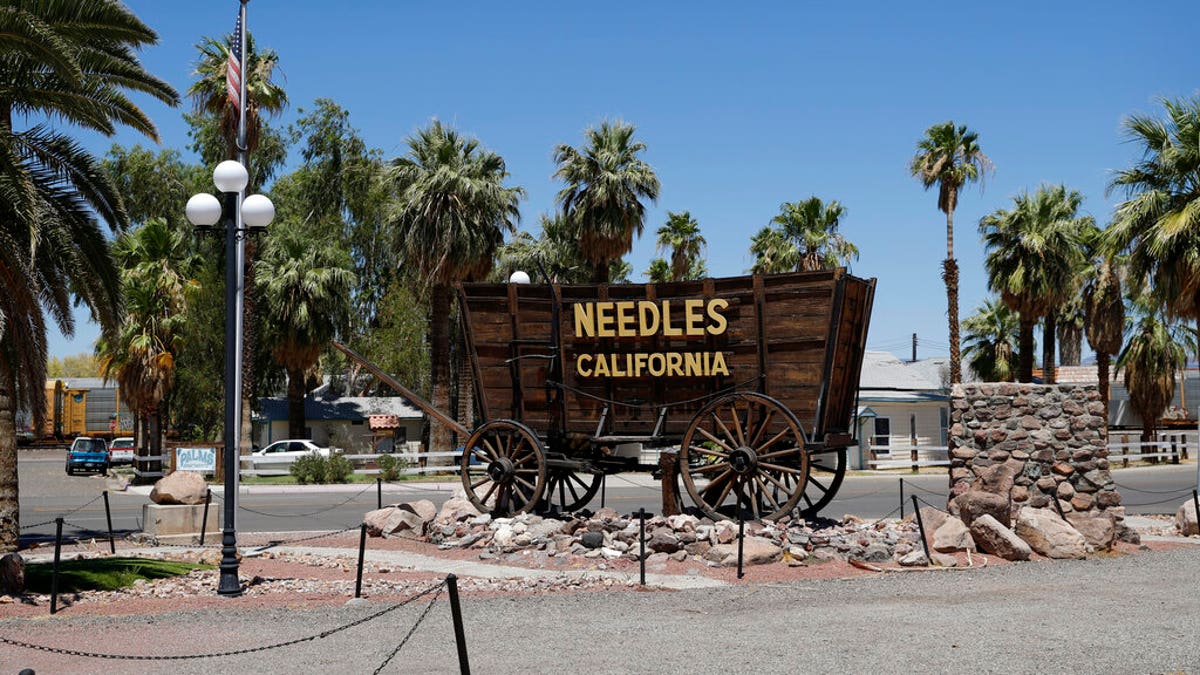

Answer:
[226,9,243,111]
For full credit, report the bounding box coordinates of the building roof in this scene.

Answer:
[258,396,423,422]
[859,351,945,392]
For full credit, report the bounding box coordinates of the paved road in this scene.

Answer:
[16,448,1200,541]
[4,545,1200,673]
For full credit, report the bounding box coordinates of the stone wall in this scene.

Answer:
[948,383,1121,516]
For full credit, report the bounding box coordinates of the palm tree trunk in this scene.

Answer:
[1042,311,1057,384]
[148,404,162,476]
[1018,315,1036,383]
[1097,352,1111,425]
[1057,322,1082,366]
[287,366,306,440]
[592,258,610,284]
[0,360,19,552]
[429,284,453,465]
[942,257,961,384]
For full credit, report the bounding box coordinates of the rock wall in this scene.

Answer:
[949,383,1121,516]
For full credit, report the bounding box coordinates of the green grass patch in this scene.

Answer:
[24,557,212,593]
[235,472,449,485]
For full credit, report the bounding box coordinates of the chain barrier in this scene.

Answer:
[211,483,376,518]
[914,495,950,514]
[1111,481,1195,496]
[0,580,446,661]
[876,503,903,520]
[20,494,105,531]
[371,584,443,675]
[904,482,950,498]
[250,525,362,550]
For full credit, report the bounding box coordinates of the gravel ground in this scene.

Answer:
[4,546,1200,674]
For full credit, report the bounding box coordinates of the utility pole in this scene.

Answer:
[911,333,917,363]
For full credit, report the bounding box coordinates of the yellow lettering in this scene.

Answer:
[649,353,666,376]
[706,298,729,335]
[634,352,649,377]
[615,301,637,337]
[684,299,706,336]
[573,303,595,338]
[593,354,610,376]
[667,352,684,376]
[684,352,703,375]
[576,354,593,377]
[638,301,660,335]
[662,301,683,337]
[612,353,627,377]
[711,352,729,376]
[595,301,615,337]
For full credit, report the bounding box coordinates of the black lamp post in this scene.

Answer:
[186,160,274,596]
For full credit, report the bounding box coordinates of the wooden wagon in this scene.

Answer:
[339,268,875,521]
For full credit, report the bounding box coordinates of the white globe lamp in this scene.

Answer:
[509,270,531,284]
[242,194,275,228]
[185,193,222,227]
[213,160,249,193]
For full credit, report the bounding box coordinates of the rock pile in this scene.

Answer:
[150,471,208,505]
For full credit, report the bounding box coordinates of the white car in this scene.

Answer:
[245,439,332,475]
[109,437,135,464]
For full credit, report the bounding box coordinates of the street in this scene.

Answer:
[16,447,1200,541]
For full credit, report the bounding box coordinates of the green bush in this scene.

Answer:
[376,453,411,482]
[326,453,354,483]
[290,452,327,484]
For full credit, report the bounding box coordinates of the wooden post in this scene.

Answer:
[1121,434,1129,468]
[659,449,680,517]
[1171,434,1180,464]
[214,444,225,482]
[910,447,919,474]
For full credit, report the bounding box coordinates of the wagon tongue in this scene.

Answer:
[728,446,758,475]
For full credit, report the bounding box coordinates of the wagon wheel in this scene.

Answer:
[540,467,603,513]
[459,420,547,516]
[797,448,846,518]
[680,392,809,521]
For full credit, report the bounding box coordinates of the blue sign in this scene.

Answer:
[176,447,217,473]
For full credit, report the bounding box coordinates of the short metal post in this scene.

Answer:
[911,496,931,563]
[1192,490,1200,536]
[376,477,382,510]
[737,511,745,580]
[50,518,63,614]
[446,574,471,675]
[355,523,367,598]
[199,489,211,546]
[102,490,115,554]
[899,478,905,519]
[600,474,606,509]
[638,508,646,586]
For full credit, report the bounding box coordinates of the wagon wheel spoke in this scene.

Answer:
[711,411,739,450]
[478,481,499,507]
[460,421,547,516]
[470,448,492,463]
[469,477,491,490]
[755,428,795,455]
[797,449,846,519]
[758,469,793,497]
[748,408,775,448]
[755,476,783,514]
[692,462,729,475]
[695,428,734,454]
[757,461,804,475]
[729,402,747,449]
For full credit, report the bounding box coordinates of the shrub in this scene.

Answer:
[290,452,327,484]
[326,453,354,483]
[376,453,401,482]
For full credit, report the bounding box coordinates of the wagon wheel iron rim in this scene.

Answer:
[539,468,603,514]
[459,420,547,516]
[796,448,846,518]
[679,392,809,521]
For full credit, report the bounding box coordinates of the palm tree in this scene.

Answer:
[980,185,1091,382]
[256,227,356,439]
[1118,305,1187,449]
[749,226,798,274]
[188,31,288,458]
[1105,96,1200,360]
[1055,294,1086,367]
[554,120,660,283]
[390,120,523,456]
[187,34,287,163]
[97,218,194,476]
[909,121,994,384]
[1084,256,1124,423]
[0,0,177,552]
[655,211,706,282]
[774,197,858,271]
[645,258,671,283]
[962,297,1021,382]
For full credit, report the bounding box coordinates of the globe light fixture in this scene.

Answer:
[509,270,531,284]
[241,193,275,228]
[212,159,249,193]
[185,193,222,228]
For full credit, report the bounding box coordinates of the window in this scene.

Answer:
[872,417,891,448]
[395,427,408,445]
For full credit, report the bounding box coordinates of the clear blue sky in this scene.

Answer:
[48,0,1200,362]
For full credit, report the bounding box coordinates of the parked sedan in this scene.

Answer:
[66,437,109,475]
[108,436,135,464]
[245,439,332,475]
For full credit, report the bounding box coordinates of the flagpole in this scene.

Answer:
[218,0,250,598]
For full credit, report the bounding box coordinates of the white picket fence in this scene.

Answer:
[867,447,950,471]
[239,448,465,477]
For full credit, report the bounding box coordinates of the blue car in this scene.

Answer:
[66,437,109,475]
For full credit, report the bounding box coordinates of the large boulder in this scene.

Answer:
[704,536,781,566]
[1175,500,1199,536]
[969,514,1031,561]
[436,497,480,523]
[1066,512,1116,550]
[953,490,1012,528]
[1014,507,1086,559]
[932,517,976,553]
[363,499,437,538]
[0,553,23,595]
[150,471,208,505]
